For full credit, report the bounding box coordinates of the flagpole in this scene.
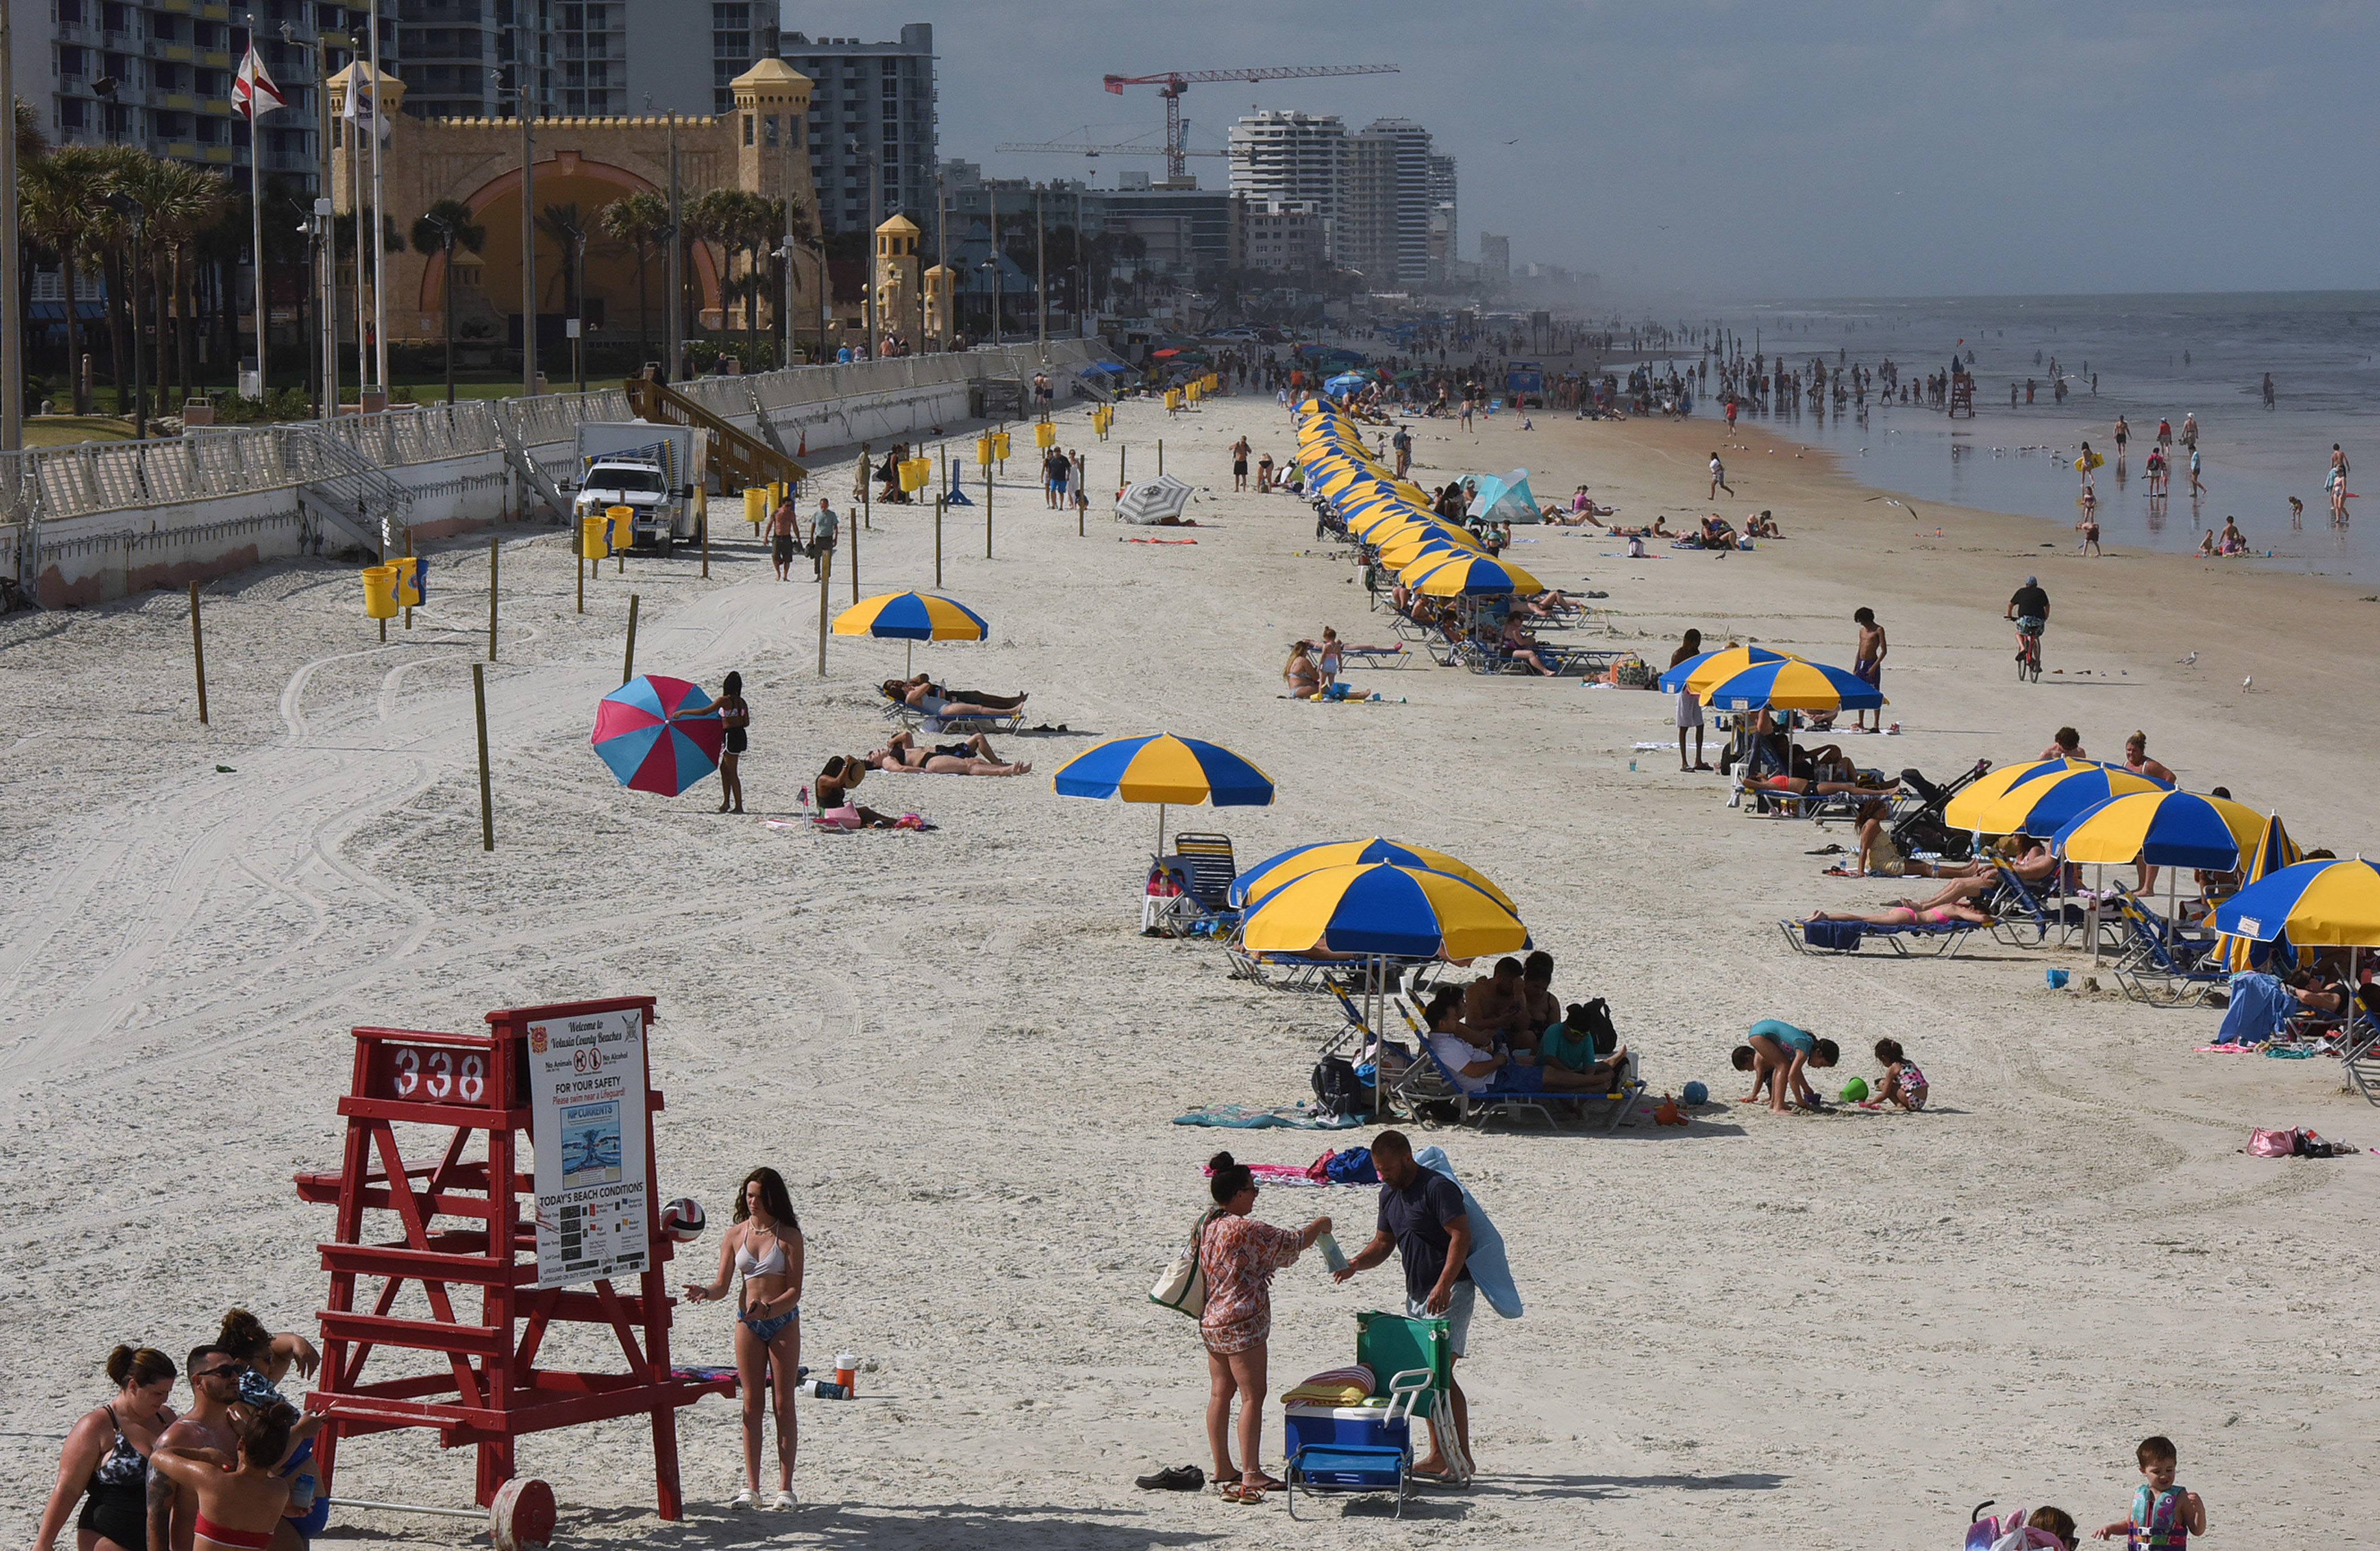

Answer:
[245,40,270,405]
[366,0,389,399]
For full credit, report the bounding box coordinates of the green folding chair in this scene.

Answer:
[1356,1311,1470,1484]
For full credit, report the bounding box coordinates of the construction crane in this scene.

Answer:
[994,132,1227,161]
[1100,63,1400,180]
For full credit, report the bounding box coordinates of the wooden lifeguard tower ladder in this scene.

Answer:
[1948,372,1976,418]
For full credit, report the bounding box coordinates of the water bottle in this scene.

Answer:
[797,1378,847,1399]
[1316,1230,1349,1275]
[1628,759,1637,772]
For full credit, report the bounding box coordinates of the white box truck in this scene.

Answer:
[567,422,708,555]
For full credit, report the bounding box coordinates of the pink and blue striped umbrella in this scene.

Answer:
[592,675,722,797]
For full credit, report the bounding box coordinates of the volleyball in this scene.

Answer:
[660,1197,707,1242]
[1681,1081,1710,1106]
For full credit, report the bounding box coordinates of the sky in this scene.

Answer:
[793,0,2380,302]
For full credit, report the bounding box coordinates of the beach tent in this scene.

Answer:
[1115,474,1196,525]
[1324,372,1372,397]
[1465,469,1541,525]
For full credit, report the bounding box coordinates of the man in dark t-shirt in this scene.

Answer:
[2007,576,2050,661]
[1334,1128,1474,1480]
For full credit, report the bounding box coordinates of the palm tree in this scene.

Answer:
[683,187,744,358]
[597,190,668,366]
[19,146,105,412]
[537,202,589,390]
[131,158,231,406]
[14,97,44,161]
[411,198,486,404]
[86,145,151,422]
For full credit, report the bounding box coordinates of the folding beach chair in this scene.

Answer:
[2104,892,2226,1007]
[1387,1044,1561,1129]
[1146,832,1238,938]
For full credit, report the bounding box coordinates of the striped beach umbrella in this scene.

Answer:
[590,675,722,797]
[1964,765,2170,838]
[2051,790,2267,871]
[2215,858,2380,947]
[833,590,988,641]
[1240,862,1528,961]
[1943,757,2102,831]
[1052,732,1276,853]
[1699,657,1883,713]
[1657,644,1795,695]
[1399,552,1544,597]
[2221,814,2304,972]
[1379,527,1482,570]
[1228,838,1518,912]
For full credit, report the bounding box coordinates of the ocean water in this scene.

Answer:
[1667,292,2380,579]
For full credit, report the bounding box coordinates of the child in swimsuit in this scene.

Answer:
[2094,1435,2204,1548]
[1864,1038,1928,1111]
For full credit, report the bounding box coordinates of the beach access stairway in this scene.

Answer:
[288,426,416,554]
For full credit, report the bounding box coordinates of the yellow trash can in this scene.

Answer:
[991,430,1012,461]
[1033,420,1056,449]
[607,504,635,551]
[975,435,993,466]
[581,513,610,559]
[362,565,399,619]
[744,486,766,528]
[898,457,929,492]
[390,555,422,607]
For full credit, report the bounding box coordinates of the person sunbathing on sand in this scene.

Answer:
[867,731,1031,776]
[1810,900,1992,928]
[1747,510,1782,538]
[883,676,1027,713]
[1606,516,1670,539]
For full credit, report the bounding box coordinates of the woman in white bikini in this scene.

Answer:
[686,1167,808,1510]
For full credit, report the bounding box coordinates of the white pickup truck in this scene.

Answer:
[567,421,708,555]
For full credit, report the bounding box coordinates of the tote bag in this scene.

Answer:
[1149,1209,1219,1318]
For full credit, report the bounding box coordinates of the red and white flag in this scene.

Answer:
[233,44,284,122]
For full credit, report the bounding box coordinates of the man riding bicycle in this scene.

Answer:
[2007,575,2050,668]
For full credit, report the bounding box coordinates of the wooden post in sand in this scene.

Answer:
[623,594,640,685]
[575,536,584,615]
[471,664,494,851]
[1119,444,1126,488]
[403,532,414,630]
[188,581,209,724]
[700,505,709,579]
[1157,438,1163,476]
[934,495,944,587]
[984,464,993,559]
[815,547,831,675]
[849,514,860,605]
[487,538,499,661]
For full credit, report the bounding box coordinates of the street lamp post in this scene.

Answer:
[1034,184,1046,359]
[514,21,536,397]
[285,23,354,420]
[0,0,21,450]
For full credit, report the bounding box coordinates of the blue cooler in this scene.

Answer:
[1283,1400,1412,1474]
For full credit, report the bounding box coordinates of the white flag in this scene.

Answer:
[233,44,284,122]
[343,73,392,142]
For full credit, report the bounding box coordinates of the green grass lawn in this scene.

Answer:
[20,415,138,448]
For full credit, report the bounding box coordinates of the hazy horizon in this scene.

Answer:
[801,1,2378,300]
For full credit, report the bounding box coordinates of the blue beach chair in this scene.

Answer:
[1779,916,1978,958]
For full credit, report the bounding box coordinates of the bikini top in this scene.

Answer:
[735,1229,789,1278]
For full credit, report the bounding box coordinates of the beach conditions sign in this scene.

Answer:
[527,1008,651,1289]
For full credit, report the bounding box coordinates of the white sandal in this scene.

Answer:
[730,1488,756,1510]
[771,1490,798,1511]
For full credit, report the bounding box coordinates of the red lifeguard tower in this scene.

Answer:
[295,996,730,1519]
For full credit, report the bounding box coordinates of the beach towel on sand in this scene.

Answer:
[1173,1103,1364,1131]
[1413,1145,1522,1319]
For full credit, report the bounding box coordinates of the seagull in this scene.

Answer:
[1505,137,1522,145]
[2242,675,2254,691]
[2178,651,2196,665]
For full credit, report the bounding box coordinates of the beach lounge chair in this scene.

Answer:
[1986,865,2089,947]
[1337,641,1412,670]
[874,684,1025,734]
[2103,892,2226,1006]
[1146,832,1238,938]
[1387,1044,1562,1129]
[1778,916,1979,958]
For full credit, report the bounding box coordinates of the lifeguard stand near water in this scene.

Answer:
[295,995,729,1528]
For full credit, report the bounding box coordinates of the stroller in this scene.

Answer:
[1892,758,1994,862]
[1965,1502,2078,1551]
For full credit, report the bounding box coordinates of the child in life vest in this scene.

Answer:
[2094,1435,2205,1547]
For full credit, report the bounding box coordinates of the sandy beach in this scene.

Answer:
[7,370,2380,1548]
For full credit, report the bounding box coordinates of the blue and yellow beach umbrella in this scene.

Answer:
[1228,838,1518,912]
[1942,757,2101,832]
[2215,858,2380,948]
[1964,764,2169,838]
[1240,862,1528,961]
[1052,732,1276,853]
[1657,644,1794,696]
[1698,656,1882,713]
[1399,552,1544,597]
[832,590,989,641]
[2220,814,2304,972]
[2050,790,2266,871]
